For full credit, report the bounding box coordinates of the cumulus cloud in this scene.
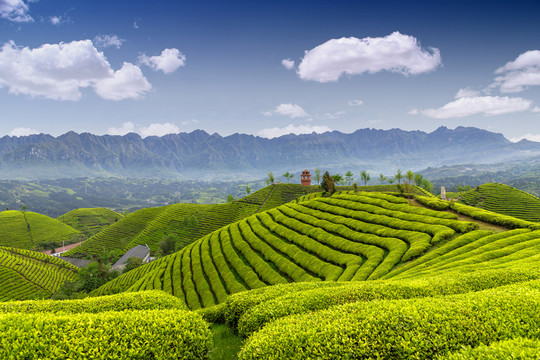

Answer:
[296,31,441,82]
[348,99,363,106]
[94,62,152,100]
[455,87,481,98]
[0,40,151,101]
[532,106,540,113]
[107,122,135,136]
[139,48,186,74]
[94,34,124,49]
[510,133,540,143]
[281,59,294,70]
[492,50,540,93]
[107,122,179,137]
[0,0,33,22]
[139,122,179,137]
[257,124,332,138]
[264,103,309,118]
[9,127,38,136]
[420,96,532,119]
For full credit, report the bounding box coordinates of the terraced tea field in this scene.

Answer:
[461,183,540,222]
[66,184,320,258]
[0,210,82,251]
[92,192,481,308]
[57,208,124,238]
[0,247,78,301]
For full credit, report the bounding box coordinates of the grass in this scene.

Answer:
[210,324,244,360]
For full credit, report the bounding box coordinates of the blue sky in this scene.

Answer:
[1,0,540,142]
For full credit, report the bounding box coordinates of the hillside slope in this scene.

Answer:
[92,191,481,307]
[57,208,124,238]
[0,247,78,301]
[0,210,82,251]
[461,183,540,222]
[65,184,319,258]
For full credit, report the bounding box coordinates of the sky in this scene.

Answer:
[1,0,540,142]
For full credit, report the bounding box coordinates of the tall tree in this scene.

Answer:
[246,185,251,195]
[404,170,415,203]
[265,171,275,185]
[345,171,354,185]
[414,173,424,187]
[360,170,370,186]
[378,173,387,185]
[387,177,395,184]
[321,171,335,195]
[395,169,403,184]
[314,168,322,185]
[333,173,344,185]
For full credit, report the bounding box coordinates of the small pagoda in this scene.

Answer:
[301,170,311,186]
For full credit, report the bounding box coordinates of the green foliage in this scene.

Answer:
[313,168,321,185]
[57,208,123,238]
[441,338,540,360]
[0,247,78,301]
[265,171,274,185]
[415,195,451,210]
[360,170,370,186]
[0,309,212,359]
[239,280,540,359]
[451,202,540,230]
[344,170,354,185]
[320,171,335,195]
[123,256,143,274]
[0,210,82,251]
[461,183,540,222]
[0,290,186,314]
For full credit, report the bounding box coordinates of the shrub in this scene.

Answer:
[440,337,540,359]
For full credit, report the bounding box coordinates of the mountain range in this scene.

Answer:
[0,126,539,180]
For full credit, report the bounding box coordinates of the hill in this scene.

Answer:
[460,183,540,222]
[57,208,124,238]
[1,126,539,180]
[0,210,82,251]
[65,184,320,258]
[0,247,78,301]
[91,191,482,306]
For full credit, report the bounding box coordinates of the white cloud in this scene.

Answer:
[139,122,179,137]
[9,127,38,136]
[509,133,540,143]
[265,103,309,118]
[492,50,540,93]
[297,31,441,82]
[281,59,294,70]
[532,106,540,113]
[0,40,152,101]
[94,62,152,100]
[408,108,419,115]
[257,124,332,138]
[107,122,135,136]
[455,87,481,98]
[139,48,186,74]
[320,111,345,119]
[0,0,33,22]
[107,122,179,137]
[421,96,532,119]
[348,99,363,106]
[181,119,199,126]
[94,34,124,49]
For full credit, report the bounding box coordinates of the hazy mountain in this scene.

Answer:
[0,126,539,180]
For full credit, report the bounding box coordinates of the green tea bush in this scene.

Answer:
[239,280,540,359]
[440,337,540,359]
[451,202,540,230]
[0,290,185,314]
[415,195,451,210]
[0,309,212,359]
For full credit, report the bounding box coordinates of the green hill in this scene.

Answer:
[0,210,82,251]
[57,208,124,238]
[65,184,320,258]
[461,183,540,222]
[0,247,79,301]
[91,191,480,306]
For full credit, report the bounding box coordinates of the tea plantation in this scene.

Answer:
[0,246,78,301]
[57,207,124,238]
[0,210,82,251]
[1,184,540,358]
[461,183,540,222]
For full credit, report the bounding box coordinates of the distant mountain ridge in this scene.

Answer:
[0,126,539,180]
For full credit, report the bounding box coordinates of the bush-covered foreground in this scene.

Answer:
[238,280,540,359]
[0,291,212,359]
